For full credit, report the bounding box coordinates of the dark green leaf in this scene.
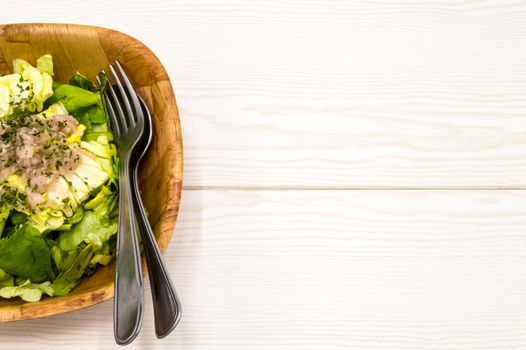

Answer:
[69,73,96,92]
[0,225,55,283]
[51,244,94,295]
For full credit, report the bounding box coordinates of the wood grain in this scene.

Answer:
[0,23,183,321]
[4,0,526,188]
[2,189,526,349]
[1,1,526,349]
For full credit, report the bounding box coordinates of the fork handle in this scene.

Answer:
[132,166,182,338]
[114,163,144,345]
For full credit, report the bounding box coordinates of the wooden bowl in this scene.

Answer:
[0,23,183,322]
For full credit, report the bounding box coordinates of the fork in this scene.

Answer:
[101,65,145,345]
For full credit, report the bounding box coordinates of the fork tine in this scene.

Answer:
[97,73,121,137]
[105,70,128,132]
[114,61,144,128]
[104,89,122,137]
[109,64,136,129]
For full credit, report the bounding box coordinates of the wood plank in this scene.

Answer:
[2,189,526,349]
[5,1,526,188]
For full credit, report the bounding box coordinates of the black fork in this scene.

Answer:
[100,63,145,346]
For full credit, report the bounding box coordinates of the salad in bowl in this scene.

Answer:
[0,55,118,302]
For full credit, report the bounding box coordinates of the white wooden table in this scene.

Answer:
[2,1,526,349]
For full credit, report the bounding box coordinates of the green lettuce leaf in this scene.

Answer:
[36,54,54,76]
[0,204,9,237]
[0,279,54,302]
[69,73,96,92]
[0,54,54,117]
[51,244,95,296]
[58,208,117,252]
[45,83,106,133]
[0,268,14,288]
[0,225,55,283]
[89,240,115,267]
